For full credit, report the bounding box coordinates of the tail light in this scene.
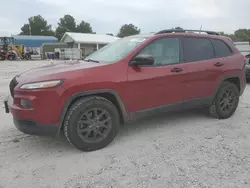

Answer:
[242,55,247,69]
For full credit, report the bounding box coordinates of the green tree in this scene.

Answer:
[175,27,183,30]
[75,21,93,33]
[55,14,77,40]
[20,15,54,36]
[106,33,114,36]
[234,29,250,41]
[219,29,250,42]
[117,24,140,38]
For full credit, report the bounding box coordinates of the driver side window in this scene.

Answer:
[136,37,180,66]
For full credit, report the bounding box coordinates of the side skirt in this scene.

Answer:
[128,96,213,122]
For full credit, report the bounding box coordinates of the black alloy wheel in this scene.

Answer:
[76,108,112,143]
[63,96,120,151]
[209,81,239,119]
[218,87,238,114]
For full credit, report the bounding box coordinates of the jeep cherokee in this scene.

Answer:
[4,29,247,151]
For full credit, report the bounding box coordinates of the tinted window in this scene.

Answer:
[136,37,180,66]
[212,39,232,57]
[183,37,214,62]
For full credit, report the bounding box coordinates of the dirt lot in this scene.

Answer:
[0,60,250,188]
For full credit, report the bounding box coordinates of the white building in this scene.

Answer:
[234,41,250,56]
[60,32,120,56]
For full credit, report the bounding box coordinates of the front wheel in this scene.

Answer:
[209,81,239,119]
[63,96,120,151]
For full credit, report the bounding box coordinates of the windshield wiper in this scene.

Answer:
[85,58,99,63]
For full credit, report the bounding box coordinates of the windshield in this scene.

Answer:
[84,36,148,63]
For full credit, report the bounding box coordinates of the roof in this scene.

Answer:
[11,35,58,47]
[234,41,250,45]
[41,42,68,47]
[61,32,120,44]
[11,35,58,41]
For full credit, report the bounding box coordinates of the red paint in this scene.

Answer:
[8,32,246,126]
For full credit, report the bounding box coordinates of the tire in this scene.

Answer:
[63,96,120,151]
[8,55,13,61]
[209,81,239,119]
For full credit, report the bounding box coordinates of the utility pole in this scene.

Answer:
[29,18,33,36]
[29,24,31,36]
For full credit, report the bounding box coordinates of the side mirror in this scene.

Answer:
[246,54,250,58]
[130,54,154,66]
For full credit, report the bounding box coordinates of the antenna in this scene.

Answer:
[199,25,203,34]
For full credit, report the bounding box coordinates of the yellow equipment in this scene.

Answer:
[0,37,31,60]
[8,44,31,60]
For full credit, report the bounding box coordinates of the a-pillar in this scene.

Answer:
[96,43,99,50]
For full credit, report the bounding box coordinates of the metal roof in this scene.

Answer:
[61,32,120,44]
[11,35,58,40]
[11,35,58,47]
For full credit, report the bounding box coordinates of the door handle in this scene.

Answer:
[171,68,183,72]
[214,62,224,67]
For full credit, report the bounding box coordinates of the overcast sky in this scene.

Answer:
[0,0,249,36]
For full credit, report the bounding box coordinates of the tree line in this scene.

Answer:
[20,15,250,42]
[20,15,140,40]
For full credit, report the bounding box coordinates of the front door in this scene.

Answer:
[126,37,186,113]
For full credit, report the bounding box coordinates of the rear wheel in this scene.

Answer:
[209,81,239,119]
[63,96,120,151]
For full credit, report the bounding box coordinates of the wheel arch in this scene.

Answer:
[214,75,242,100]
[57,89,129,134]
[223,77,240,92]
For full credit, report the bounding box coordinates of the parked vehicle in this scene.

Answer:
[0,37,32,60]
[4,29,246,151]
[245,54,250,81]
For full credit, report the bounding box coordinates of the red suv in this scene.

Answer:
[4,29,246,151]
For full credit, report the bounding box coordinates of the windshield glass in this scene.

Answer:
[84,36,148,63]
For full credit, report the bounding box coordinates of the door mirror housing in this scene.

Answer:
[130,54,154,66]
[245,54,250,59]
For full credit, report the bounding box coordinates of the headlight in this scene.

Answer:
[20,80,63,89]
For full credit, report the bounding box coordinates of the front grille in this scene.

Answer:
[9,76,18,97]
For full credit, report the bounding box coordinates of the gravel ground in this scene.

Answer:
[0,60,250,188]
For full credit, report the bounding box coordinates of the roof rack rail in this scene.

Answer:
[155,29,220,35]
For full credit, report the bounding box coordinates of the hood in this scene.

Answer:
[16,60,103,81]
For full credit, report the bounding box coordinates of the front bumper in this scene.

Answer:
[4,95,59,137]
[13,118,58,136]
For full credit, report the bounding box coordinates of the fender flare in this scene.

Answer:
[57,89,129,134]
[213,75,242,100]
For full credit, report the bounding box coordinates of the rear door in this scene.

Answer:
[211,38,236,68]
[181,37,223,106]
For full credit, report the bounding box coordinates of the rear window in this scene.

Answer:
[182,37,214,62]
[212,39,233,58]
